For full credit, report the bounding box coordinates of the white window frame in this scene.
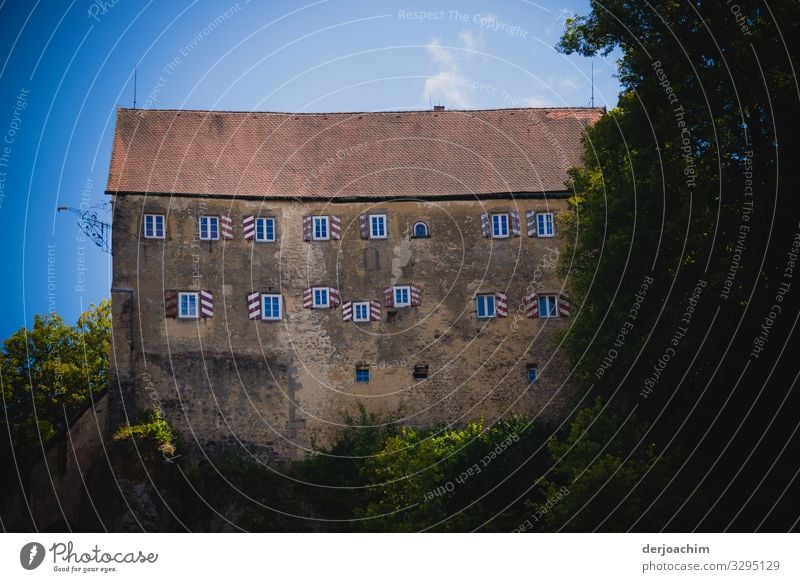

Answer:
[369,214,387,239]
[539,294,558,318]
[312,287,330,308]
[491,213,509,238]
[476,294,496,319]
[353,302,370,322]
[537,212,555,237]
[393,285,411,307]
[412,222,429,238]
[143,214,165,239]
[255,217,276,242]
[199,216,220,240]
[312,216,329,240]
[261,294,282,320]
[178,292,199,319]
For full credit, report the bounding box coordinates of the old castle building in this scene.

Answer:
[107,106,603,460]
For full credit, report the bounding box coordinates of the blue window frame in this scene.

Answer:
[199,216,219,240]
[353,302,369,322]
[394,286,410,307]
[527,365,538,382]
[144,214,165,239]
[492,213,509,238]
[313,287,329,308]
[537,212,554,237]
[539,295,558,318]
[313,216,329,240]
[256,217,276,242]
[370,214,387,238]
[261,294,282,320]
[355,367,370,383]
[178,292,198,318]
[476,294,496,318]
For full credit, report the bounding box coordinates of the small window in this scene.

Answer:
[353,302,370,322]
[492,213,509,238]
[199,216,220,240]
[255,217,276,242]
[539,295,558,318]
[537,212,554,237]
[143,214,165,239]
[355,366,370,383]
[394,286,411,307]
[476,294,496,318]
[413,364,429,381]
[412,222,429,238]
[178,292,198,318]
[313,216,329,240]
[369,214,387,239]
[527,364,538,383]
[313,287,329,308]
[261,294,282,320]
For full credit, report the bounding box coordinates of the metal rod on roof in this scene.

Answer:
[133,67,137,109]
[591,61,594,108]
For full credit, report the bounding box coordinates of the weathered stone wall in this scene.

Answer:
[110,194,576,460]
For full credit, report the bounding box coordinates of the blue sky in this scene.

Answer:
[0,0,621,338]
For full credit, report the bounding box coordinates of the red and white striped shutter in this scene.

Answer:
[330,215,342,240]
[243,216,255,240]
[247,292,261,320]
[495,292,508,317]
[410,285,422,306]
[480,212,490,238]
[525,292,539,318]
[302,288,313,309]
[342,301,353,321]
[221,215,234,240]
[302,215,312,241]
[164,290,177,318]
[526,211,537,237]
[370,300,382,321]
[384,286,394,307]
[510,211,521,236]
[359,214,369,239]
[558,291,571,317]
[200,290,214,317]
[329,287,340,308]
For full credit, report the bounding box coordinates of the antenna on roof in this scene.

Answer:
[590,61,595,108]
[133,66,137,109]
[429,94,432,110]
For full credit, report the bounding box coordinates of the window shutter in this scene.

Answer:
[302,215,312,241]
[510,211,521,236]
[330,215,342,240]
[200,290,214,317]
[480,212,490,238]
[247,292,261,320]
[525,292,539,318]
[410,285,422,306]
[329,287,340,308]
[164,290,177,318]
[526,210,537,237]
[384,286,394,307]
[558,291,571,317]
[243,216,255,240]
[359,214,369,239]
[221,215,234,240]
[495,292,508,317]
[342,301,353,321]
[370,300,382,321]
[302,288,313,309]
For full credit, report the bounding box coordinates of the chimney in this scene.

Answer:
[433,105,445,111]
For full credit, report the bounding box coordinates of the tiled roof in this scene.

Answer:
[106,107,603,198]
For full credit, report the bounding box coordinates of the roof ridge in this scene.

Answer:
[118,106,605,115]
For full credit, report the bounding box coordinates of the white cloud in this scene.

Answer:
[425,37,455,66]
[458,30,485,52]
[558,77,582,90]
[423,72,470,108]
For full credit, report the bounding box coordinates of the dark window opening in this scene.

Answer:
[386,310,398,323]
[413,365,429,380]
[527,364,538,383]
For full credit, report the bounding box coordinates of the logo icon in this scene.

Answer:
[20,542,46,570]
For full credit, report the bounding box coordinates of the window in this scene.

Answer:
[199,216,220,240]
[413,365,429,380]
[369,214,387,238]
[539,295,558,318]
[476,294,496,318]
[178,292,198,318]
[313,216,329,240]
[394,286,410,307]
[537,212,554,237]
[255,217,276,242]
[313,287,329,308]
[527,364,538,383]
[412,222,429,238]
[492,213,509,238]
[353,302,370,322]
[143,214,165,239]
[355,366,370,383]
[261,294,282,320]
